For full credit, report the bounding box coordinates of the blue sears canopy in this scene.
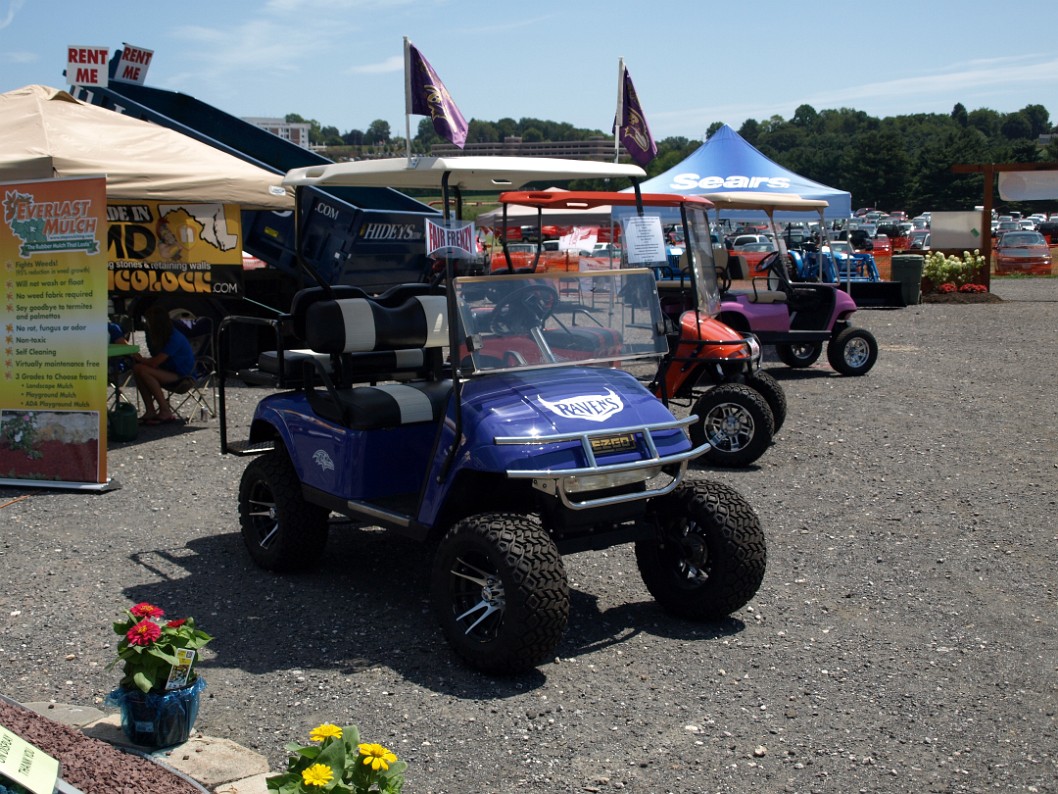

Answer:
[636,124,851,221]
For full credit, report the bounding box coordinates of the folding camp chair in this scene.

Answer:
[108,315,139,411]
[167,316,217,421]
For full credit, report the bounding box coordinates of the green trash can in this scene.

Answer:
[109,402,138,442]
[891,254,925,306]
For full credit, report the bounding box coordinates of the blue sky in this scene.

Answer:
[3,0,1058,142]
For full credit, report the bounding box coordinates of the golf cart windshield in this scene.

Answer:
[493,191,723,317]
[611,202,722,315]
[455,269,667,375]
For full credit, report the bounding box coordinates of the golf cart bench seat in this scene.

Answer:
[258,348,434,382]
[725,281,788,304]
[299,293,452,430]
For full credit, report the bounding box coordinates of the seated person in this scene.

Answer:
[108,321,129,344]
[131,305,195,425]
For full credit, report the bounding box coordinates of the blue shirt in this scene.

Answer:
[154,330,196,377]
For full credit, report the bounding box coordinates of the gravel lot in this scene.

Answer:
[2,278,1056,793]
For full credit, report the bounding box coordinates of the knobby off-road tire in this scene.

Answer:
[431,513,569,674]
[776,341,823,368]
[238,451,329,572]
[746,371,787,434]
[636,480,766,619]
[690,383,775,468]
[827,326,878,376]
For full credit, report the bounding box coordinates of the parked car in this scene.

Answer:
[876,223,909,250]
[836,228,874,251]
[871,233,892,256]
[732,241,777,271]
[728,233,771,248]
[908,230,931,250]
[1037,221,1058,244]
[994,220,1021,242]
[994,231,1053,275]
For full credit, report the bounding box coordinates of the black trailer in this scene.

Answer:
[73,60,442,366]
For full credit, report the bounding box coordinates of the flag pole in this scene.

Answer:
[614,57,624,164]
[403,37,412,161]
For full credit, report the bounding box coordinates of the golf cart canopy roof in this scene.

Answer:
[701,191,828,214]
[283,156,646,191]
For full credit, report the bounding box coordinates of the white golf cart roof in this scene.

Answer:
[282,156,646,191]
[701,191,829,213]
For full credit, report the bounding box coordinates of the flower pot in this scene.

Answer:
[106,677,205,748]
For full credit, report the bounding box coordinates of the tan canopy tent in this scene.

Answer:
[0,85,292,209]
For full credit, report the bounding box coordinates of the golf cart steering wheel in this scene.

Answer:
[755,251,781,274]
[489,284,559,334]
[755,251,791,290]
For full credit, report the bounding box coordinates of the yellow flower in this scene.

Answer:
[358,742,398,772]
[301,763,334,787]
[309,723,343,742]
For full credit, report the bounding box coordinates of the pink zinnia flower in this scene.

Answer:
[126,619,162,646]
[130,603,165,619]
[165,618,187,629]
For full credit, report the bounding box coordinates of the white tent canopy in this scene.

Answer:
[282,156,645,192]
[0,85,292,209]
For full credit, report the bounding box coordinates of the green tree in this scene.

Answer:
[414,117,439,147]
[364,119,391,145]
[792,103,819,131]
[319,125,343,146]
[737,119,761,145]
[1000,112,1033,141]
[967,108,1001,137]
[951,103,968,127]
[1020,104,1051,137]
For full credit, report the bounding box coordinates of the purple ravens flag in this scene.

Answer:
[405,38,468,149]
[616,62,657,166]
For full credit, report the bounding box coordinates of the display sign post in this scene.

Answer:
[1,176,110,489]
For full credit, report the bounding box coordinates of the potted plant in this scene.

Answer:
[267,723,406,793]
[104,602,212,748]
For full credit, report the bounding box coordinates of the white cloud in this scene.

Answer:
[2,50,36,64]
[349,55,403,75]
[0,0,25,30]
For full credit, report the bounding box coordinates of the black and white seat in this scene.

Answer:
[299,291,452,430]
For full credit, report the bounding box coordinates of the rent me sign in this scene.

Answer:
[66,45,109,87]
[112,43,154,85]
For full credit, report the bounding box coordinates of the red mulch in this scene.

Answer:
[0,698,204,794]
[0,439,99,482]
[921,292,1004,304]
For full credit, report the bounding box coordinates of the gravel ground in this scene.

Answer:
[2,277,1057,794]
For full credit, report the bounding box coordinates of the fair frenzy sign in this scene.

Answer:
[112,43,154,85]
[425,217,476,260]
[66,45,109,87]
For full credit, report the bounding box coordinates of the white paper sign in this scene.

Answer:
[112,43,154,85]
[621,215,667,264]
[66,45,109,87]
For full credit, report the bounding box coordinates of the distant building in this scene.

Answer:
[242,117,312,149]
[429,136,636,162]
